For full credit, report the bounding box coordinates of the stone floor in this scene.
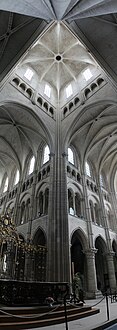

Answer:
[27,297,117,330]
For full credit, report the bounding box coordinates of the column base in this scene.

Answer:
[85,290,103,299]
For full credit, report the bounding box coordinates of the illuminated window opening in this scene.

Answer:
[44,84,51,98]
[24,68,34,81]
[83,68,93,81]
[28,156,35,175]
[14,170,19,185]
[66,84,73,98]
[85,161,91,177]
[3,177,8,193]
[43,145,50,164]
[68,148,74,165]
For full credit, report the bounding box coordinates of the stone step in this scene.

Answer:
[0,305,92,323]
[0,302,83,315]
[0,304,100,329]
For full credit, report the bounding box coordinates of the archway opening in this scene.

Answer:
[112,240,117,283]
[33,228,47,281]
[71,230,87,291]
[95,237,108,292]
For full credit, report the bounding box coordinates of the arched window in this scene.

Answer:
[75,193,81,217]
[3,177,8,193]
[28,156,35,175]
[14,170,19,185]
[39,191,43,216]
[43,145,50,164]
[89,200,94,222]
[85,161,91,177]
[20,202,25,224]
[26,199,30,221]
[68,148,74,165]
[68,189,75,215]
[44,188,49,214]
[94,203,100,225]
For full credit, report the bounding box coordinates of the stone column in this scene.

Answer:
[47,107,70,282]
[97,182,112,251]
[85,249,98,298]
[81,173,94,248]
[108,190,117,232]
[106,252,116,291]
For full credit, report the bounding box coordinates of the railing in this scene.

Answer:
[0,279,69,306]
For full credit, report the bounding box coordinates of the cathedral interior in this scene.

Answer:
[0,1,117,299]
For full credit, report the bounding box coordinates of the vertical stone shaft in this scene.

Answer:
[82,173,94,248]
[47,109,70,282]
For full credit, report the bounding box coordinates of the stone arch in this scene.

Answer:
[32,227,47,281]
[94,202,100,225]
[65,100,117,152]
[6,201,14,214]
[19,193,31,224]
[89,200,94,222]
[112,240,117,282]
[20,201,25,224]
[75,192,81,217]
[25,198,30,222]
[44,188,49,215]
[70,228,88,291]
[95,236,108,292]
[36,182,47,216]
[70,228,88,251]
[33,227,47,246]
[68,188,74,215]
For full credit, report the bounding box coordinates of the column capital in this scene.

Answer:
[62,152,68,158]
[84,248,98,257]
[104,251,115,258]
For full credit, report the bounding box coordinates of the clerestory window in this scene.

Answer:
[68,148,74,165]
[3,177,8,193]
[28,156,35,175]
[24,68,34,81]
[85,161,91,177]
[43,145,50,164]
[14,170,19,185]
[66,84,73,98]
[44,84,51,98]
[83,68,92,81]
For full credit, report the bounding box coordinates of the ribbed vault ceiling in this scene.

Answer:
[0,0,117,21]
[0,1,117,188]
[19,21,95,99]
[69,102,117,180]
[0,103,48,182]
